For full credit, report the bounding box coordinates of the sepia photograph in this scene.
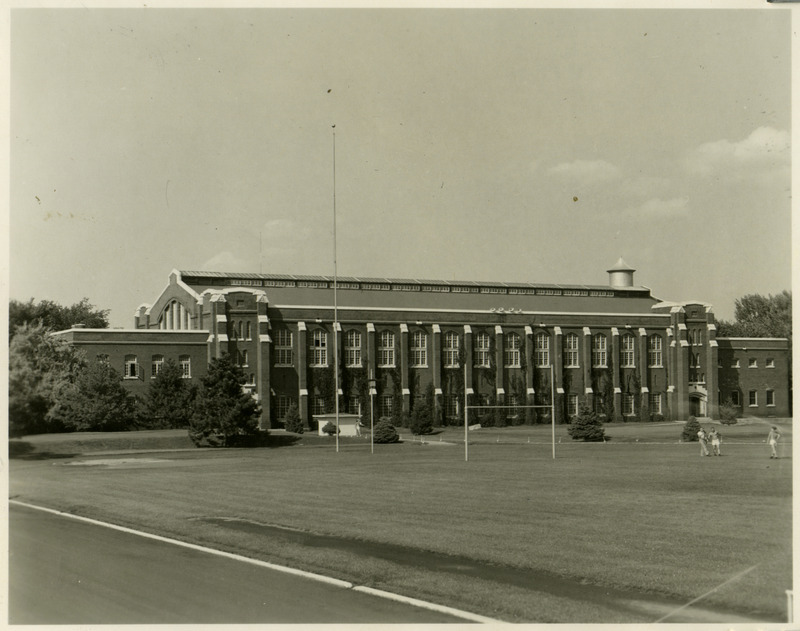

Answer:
[6,1,794,627]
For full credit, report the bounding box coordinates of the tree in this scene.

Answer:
[8,323,87,437]
[283,402,304,434]
[409,384,434,435]
[717,291,791,339]
[321,421,339,436]
[146,359,197,428]
[188,354,263,447]
[48,361,139,432]
[9,297,109,338]
[718,398,739,425]
[373,418,400,444]
[682,416,701,442]
[567,405,606,442]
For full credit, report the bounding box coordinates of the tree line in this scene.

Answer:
[9,298,262,445]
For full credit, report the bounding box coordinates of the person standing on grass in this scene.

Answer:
[709,428,721,456]
[697,427,709,456]
[767,426,781,459]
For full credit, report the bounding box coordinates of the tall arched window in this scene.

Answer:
[124,355,139,379]
[345,330,362,367]
[411,331,427,367]
[151,354,164,378]
[179,355,191,378]
[621,334,636,368]
[564,333,580,367]
[505,332,521,368]
[310,330,327,367]
[535,332,550,367]
[378,331,395,367]
[592,334,608,367]
[474,332,491,367]
[444,332,460,368]
[648,335,663,367]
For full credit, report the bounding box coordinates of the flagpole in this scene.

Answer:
[332,126,339,453]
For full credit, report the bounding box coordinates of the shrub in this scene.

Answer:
[373,418,400,443]
[321,421,339,436]
[682,416,701,442]
[651,413,665,423]
[719,398,739,425]
[409,398,433,435]
[567,405,606,442]
[283,402,304,434]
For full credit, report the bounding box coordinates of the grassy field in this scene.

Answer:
[8,419,793,623]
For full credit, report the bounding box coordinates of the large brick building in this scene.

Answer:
[53,259,790,428]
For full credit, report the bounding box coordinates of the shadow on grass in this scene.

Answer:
[9,441,78,460]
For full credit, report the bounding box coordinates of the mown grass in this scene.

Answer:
[8,420,792,623]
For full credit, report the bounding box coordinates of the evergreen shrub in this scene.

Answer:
[283,402,304,434]
[682,416,701,442]
[373,418,400,443]
[567,405,606,442]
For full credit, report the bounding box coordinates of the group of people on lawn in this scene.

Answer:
[696,425,782,459]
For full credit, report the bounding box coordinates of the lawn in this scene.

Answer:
[8,419,793,623]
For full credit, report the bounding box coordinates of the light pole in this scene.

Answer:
[368,375,377,454]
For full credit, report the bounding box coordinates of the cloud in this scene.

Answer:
[622,197,690,220]
[199,250,250,271]
[547,159,621,185]
[687,127,790,179]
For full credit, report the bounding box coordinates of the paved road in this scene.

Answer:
[8,504,464,624]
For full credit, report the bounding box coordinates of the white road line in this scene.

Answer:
[353,585,505,624]
[10,499,503,624]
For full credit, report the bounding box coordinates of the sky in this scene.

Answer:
[7,4,793,328]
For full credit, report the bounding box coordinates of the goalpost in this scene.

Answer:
[463,365,556,461]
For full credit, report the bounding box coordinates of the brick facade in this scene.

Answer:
[55,261,791,429]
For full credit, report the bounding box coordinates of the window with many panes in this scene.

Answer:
[474,332,491,367]
[179,355,191,378]
[648,335,663,367]
[623,393,635,416]
[567,393,578,417]
[748,390,757,406]
[312,396,326,415]
[344,330,361,367]
[348,395,361,415]
[564,333,579,367]
[535,332,550,367]
[411,331,427,367]
[621,334,635,368]
[310,330,327,366]
[378,331,395,367]
[151,355,164,378]
[592,334,607,367]
[276,395,293,420]
[445,395,459,419]
[124,355,139,379]
[379,395,393,418]
[593,394,606,415]
[444,332,460,368]
[500,394,514,419]
[504,333,521,368]
[766,389,775,406]
[649,393,662,415]
[730,390,741,406]
[275,329,293,366]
